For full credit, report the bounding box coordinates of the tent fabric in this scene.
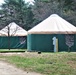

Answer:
[0,36,27,49]
[27,34,76,52]
[0,22,27,36]
[28,14,76,34]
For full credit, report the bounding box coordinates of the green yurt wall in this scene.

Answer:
[27,34,53,52]
[0,36,27,49]
[27,34,76,52]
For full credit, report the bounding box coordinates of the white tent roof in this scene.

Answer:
[28,14,76,34]
[0,22,27,36]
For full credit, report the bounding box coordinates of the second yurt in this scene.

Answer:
[0,22,27,49]
[27,14,76,52]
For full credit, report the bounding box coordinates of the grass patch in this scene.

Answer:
[0,49,26,53]
[0,52,76,75]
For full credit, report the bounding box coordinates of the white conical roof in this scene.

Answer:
[28,14,76,34]
[0,22,27,36]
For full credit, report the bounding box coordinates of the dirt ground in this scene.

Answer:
[0,53,42,75]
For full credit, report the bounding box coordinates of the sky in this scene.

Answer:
[0,0,4,4]
[0,0,34,5]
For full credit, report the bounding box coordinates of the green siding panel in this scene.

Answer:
[27,34,76,52]
[57,34,68,51]
[0,36,27,49]
[28,34,54,52]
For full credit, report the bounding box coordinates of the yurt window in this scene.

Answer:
[65,34,74,48]
[19,36,26,44]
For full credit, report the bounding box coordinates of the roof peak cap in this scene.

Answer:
[50,14,59,17]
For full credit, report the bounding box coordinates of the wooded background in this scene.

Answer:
[0,0,76,30]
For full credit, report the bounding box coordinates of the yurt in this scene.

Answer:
[0,22,27,49]
[27,14,76,52]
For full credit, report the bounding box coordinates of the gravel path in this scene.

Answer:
[0,61,42,75]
